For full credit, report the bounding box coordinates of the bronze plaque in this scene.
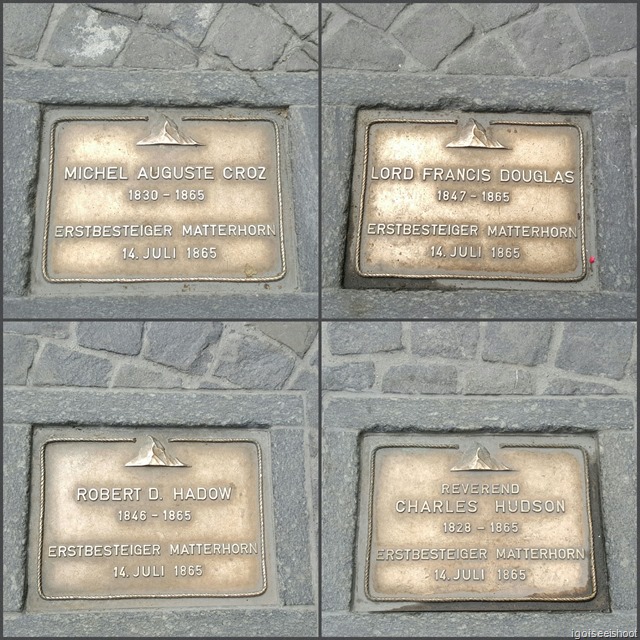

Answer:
[29,428,276,607]
[356,435,607,611]
[347,111,589,284]
[41,109,286,283]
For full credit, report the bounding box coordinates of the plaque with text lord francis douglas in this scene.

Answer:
[39,109,286,283]
[28,428,276,609]
[355,435,608,611]
[346,111,591,287]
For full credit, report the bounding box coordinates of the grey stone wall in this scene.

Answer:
[3,321,318,637]
[322,3,637,319]
[322,321,637,636]
[3,3,318,319]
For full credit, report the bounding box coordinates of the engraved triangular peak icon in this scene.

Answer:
[446,118,508,149]
[125,435,187,467]
[136,116,202,146]
[451,445,511,471]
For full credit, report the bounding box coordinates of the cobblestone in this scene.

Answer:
[323,20,405,71]
[3,334,38,385]
[326,322,403,355]
[119,32,197,69]
[322,362,375,391]
[76,321,143,356]
[214,333,296,389]
[339,3,406,30]
[3,3,52,58]
[88,3,145,21]
[463,365,534,395]
[381,364,457,394]
[555,322,635,380]
[411,322,478,359]
[142,4,220,46]
[4,322,69,338]
[543,378,618,395]
[505,6,590,75]
[390,4,473,70]
[272,4,318,38]
[144,322,222,373]
[482,322,552,366]
[207,4,291,71]
[444,34,526,75]
[112,363,182,389]
[253,322,317,357]
[576,3,637,56]
[31,343,112,387]
[455,3,538,32]
[44,4,131,67]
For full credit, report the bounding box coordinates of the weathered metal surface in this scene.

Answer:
[42,110,286,282]
[33,430,271,602]
[349,112,587,283]
[356,434,607,611]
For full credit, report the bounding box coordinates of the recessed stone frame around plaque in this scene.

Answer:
[29,428,278,609]
[40,109,286,283]
[347,111,590,286]
[354,434,609,612]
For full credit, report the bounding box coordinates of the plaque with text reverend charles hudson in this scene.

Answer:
[355,434,608,612]
[39,109,286,283]
[346,111,591,288]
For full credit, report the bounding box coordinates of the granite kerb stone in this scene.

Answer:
[321,289,636,320]
[321,428,359,612]
[592,111,637,293]
[3,69,318,106]
[597,430,638,610]
[3,424,32,612]
[321,105,356,288]
[271,428,315,606]
[289,106,319,293]
[321,610,638,638]
[3,608,317,637]
[3,387,306,427]
[3,101,41,297]
[4,292,319,320]
[322,396,636,431]
[322,73,629,113]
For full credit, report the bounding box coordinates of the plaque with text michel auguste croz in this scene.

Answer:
[345,111,592,289]
[28,428,276,609]
[355,435,608,612]
[36,109,287,284]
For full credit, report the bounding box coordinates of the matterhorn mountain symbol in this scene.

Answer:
[136,117,202,146]
[125,435,187,467]
[450,445,511,471]
[446,119,507,149]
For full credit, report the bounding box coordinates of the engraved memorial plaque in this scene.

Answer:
[346,111,591,287]
[38,109,287,283]
[355,435,607,611]
[29,428,276,608]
